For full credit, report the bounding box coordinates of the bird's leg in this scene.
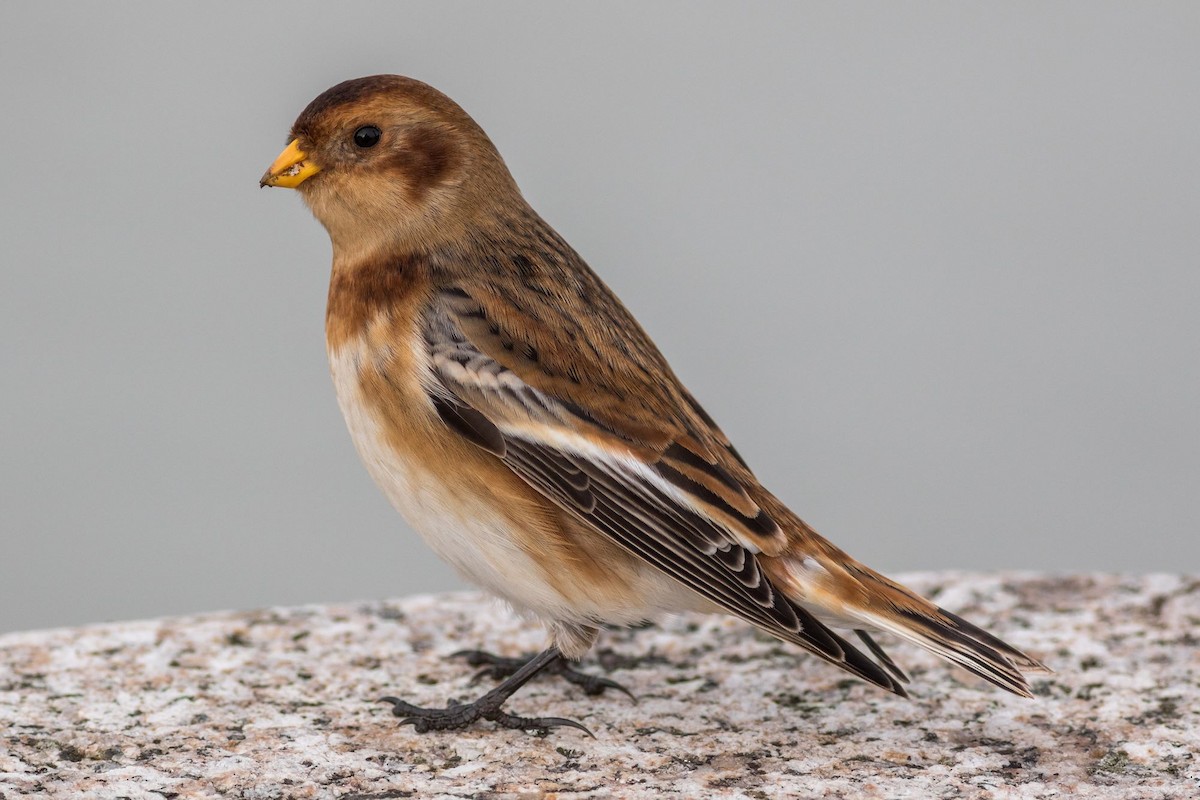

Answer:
[380,646,592,735]
[453,648,635,700]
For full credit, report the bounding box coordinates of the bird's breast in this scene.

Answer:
[325,313,550,597]
[323,306,678,623]
[323,297,701,627]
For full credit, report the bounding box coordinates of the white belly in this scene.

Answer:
[327,336,709,630]
[327,343,569,613]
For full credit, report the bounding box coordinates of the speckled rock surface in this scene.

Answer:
[1,573,1197,799]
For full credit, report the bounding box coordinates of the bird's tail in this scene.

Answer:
[763,550,1050,698]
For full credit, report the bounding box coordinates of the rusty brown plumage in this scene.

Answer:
[263,75,1048,730]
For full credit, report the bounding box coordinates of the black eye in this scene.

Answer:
[353,125,381,148]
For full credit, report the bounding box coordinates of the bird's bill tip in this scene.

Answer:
[260,139,320,188]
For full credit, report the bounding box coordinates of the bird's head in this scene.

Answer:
[261,75,519,261]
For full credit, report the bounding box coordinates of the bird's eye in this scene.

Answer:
[353,125,382,148]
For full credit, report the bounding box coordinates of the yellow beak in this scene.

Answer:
[260,139,321,188]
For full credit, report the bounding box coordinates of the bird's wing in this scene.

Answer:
[420,283,906,695]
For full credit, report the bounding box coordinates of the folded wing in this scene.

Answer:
[421,284,908,695]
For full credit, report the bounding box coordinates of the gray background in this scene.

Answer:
[2,3,1197,634]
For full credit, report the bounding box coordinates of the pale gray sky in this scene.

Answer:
[2,2,1197,633]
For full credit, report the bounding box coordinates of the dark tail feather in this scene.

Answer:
[880,605,1046,698]
[855,629,910,684]
[755,606,911,698]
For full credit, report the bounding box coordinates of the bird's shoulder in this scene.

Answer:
[421,216,793,553]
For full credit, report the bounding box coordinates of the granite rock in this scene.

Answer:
[1,573,1197,799]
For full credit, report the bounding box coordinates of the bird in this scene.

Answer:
[261,75,1048,735]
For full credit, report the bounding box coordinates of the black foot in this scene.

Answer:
[379,646,594,736]
[452,649,637,701]
[379,695,593,736]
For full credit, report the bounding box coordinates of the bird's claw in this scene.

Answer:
[485,709,594,737]
[378,694,592,736]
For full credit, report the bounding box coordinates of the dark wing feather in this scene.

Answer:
[421,287,906,695]
[433,271,787,550]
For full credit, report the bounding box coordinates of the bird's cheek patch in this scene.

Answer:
[385,125,460,199]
